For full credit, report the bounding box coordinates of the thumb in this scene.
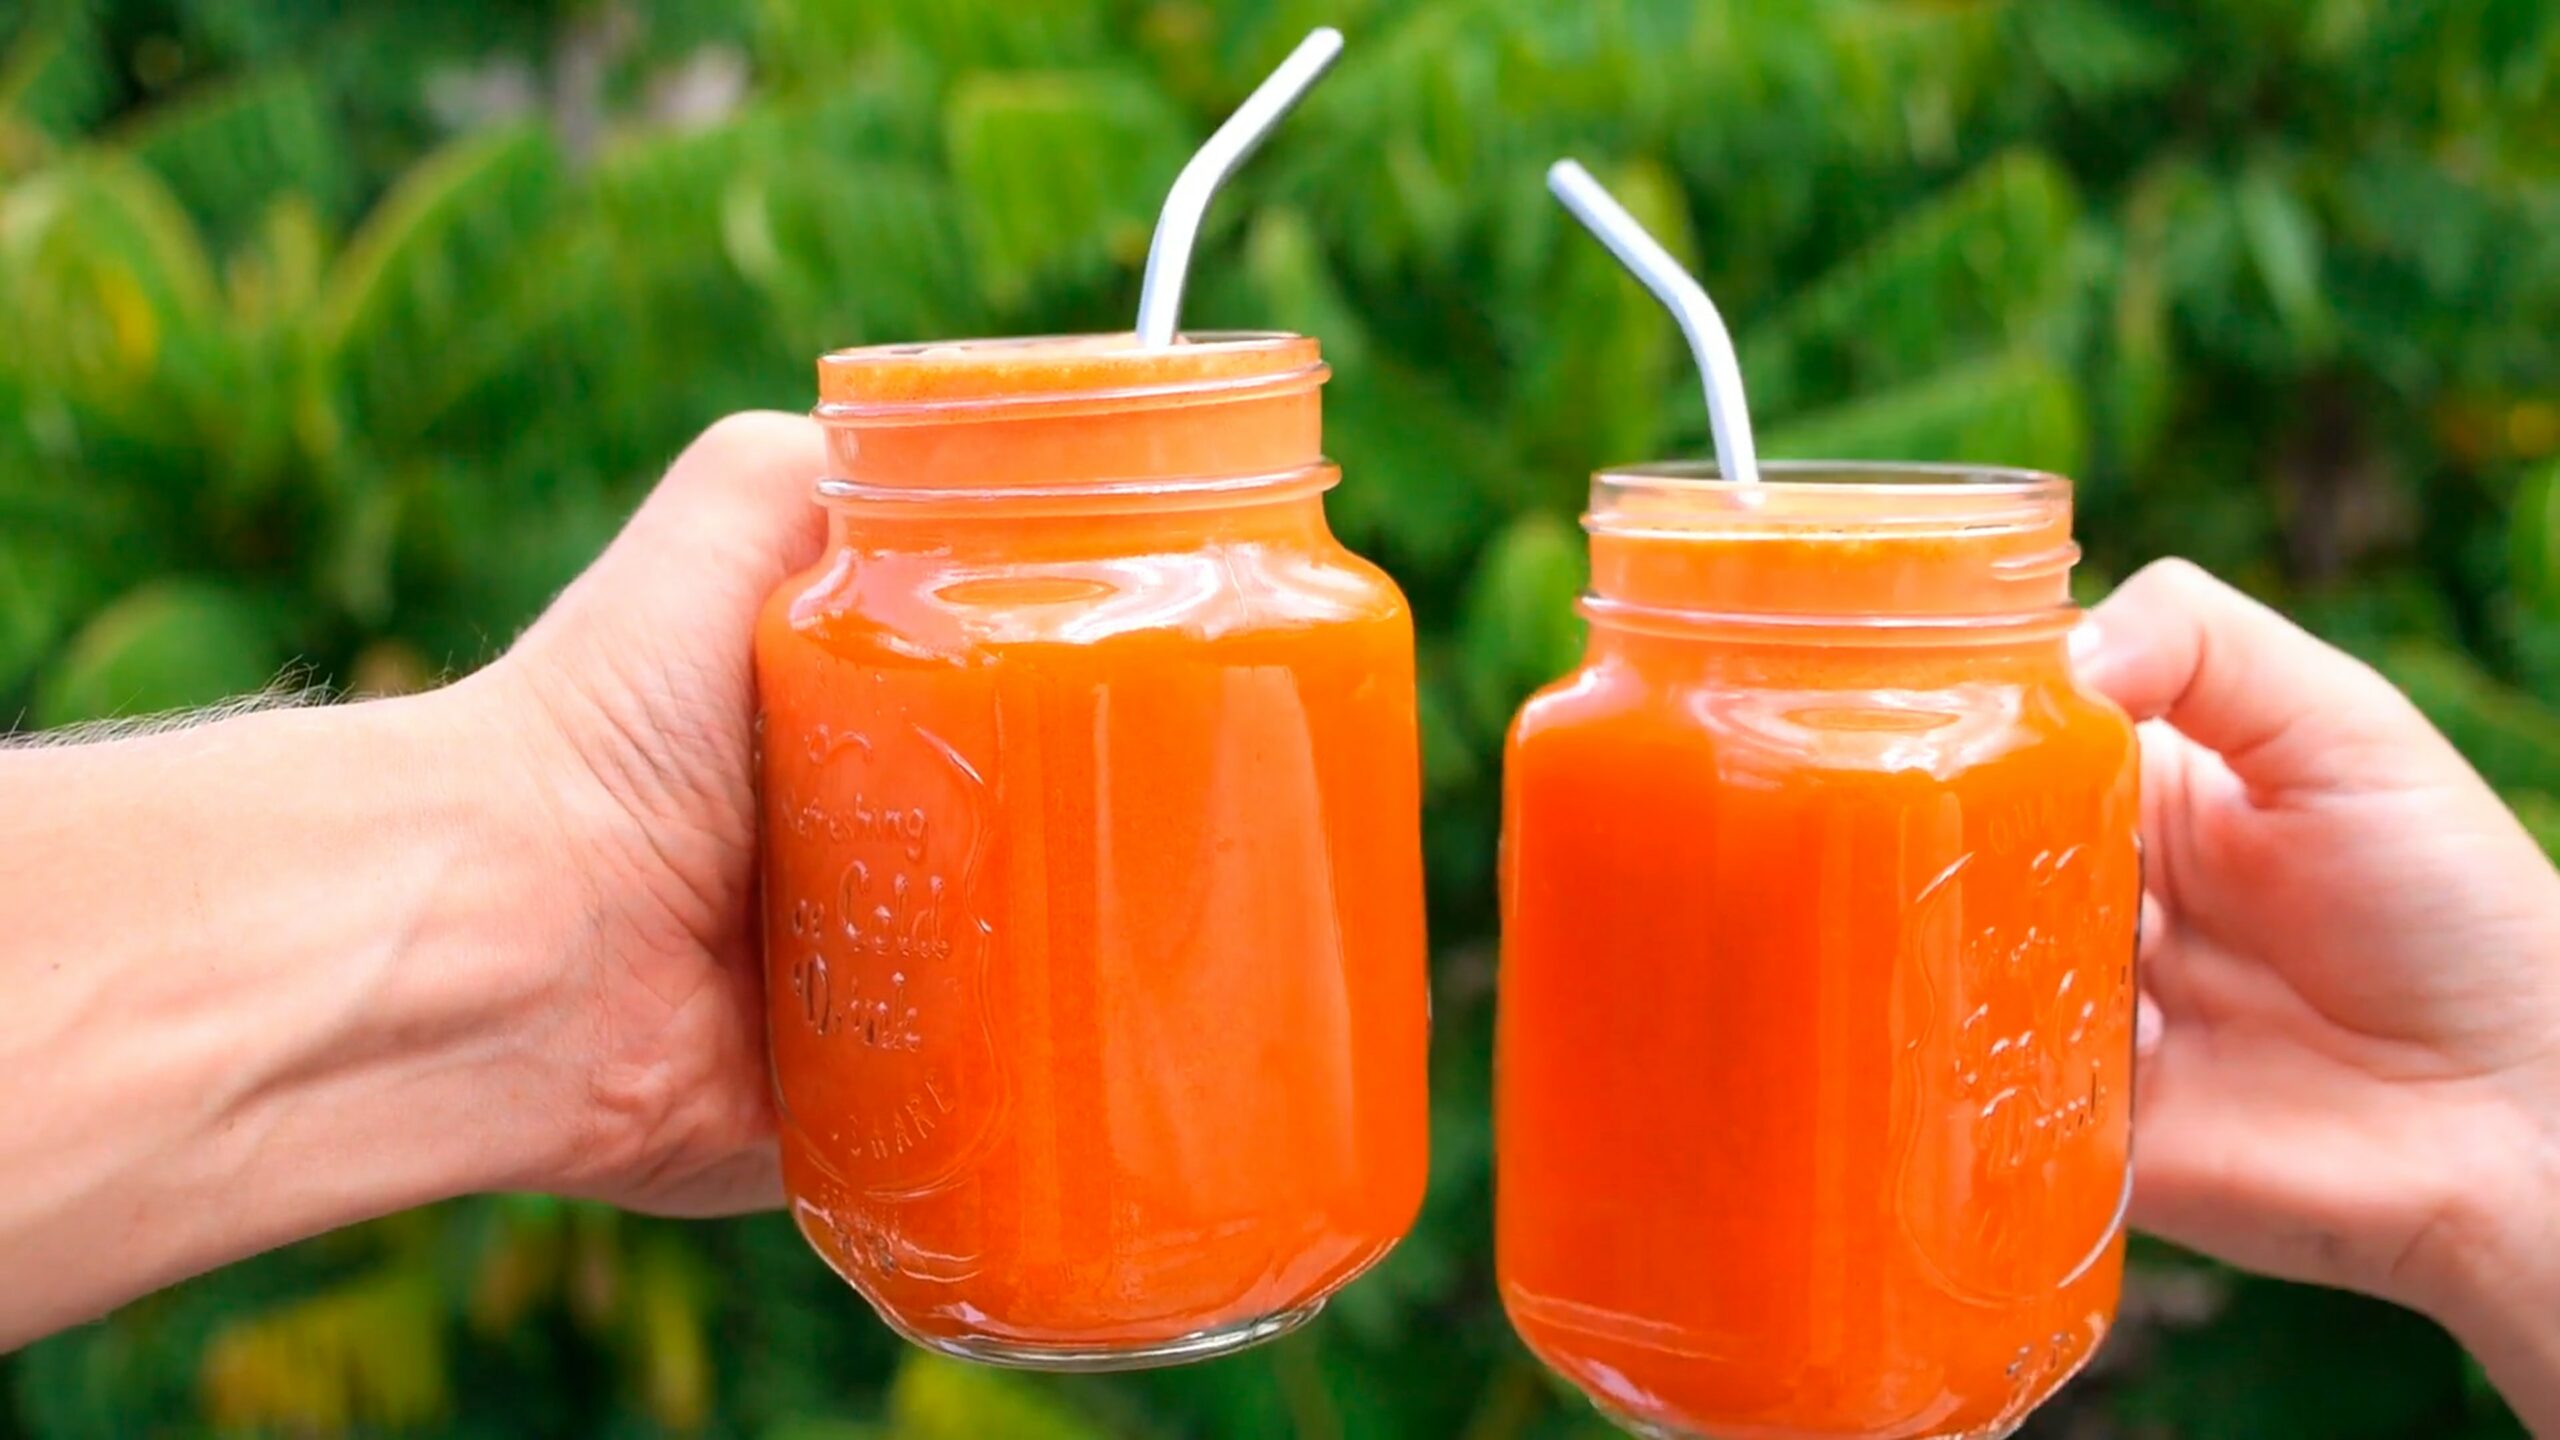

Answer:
[2075,558,2442,797]
[594,411,830,617]
[530,411,831,652]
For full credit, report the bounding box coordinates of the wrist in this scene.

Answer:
[211,687,594,1203]
[358,675,615,1197]
[2425,1075,2560,1433]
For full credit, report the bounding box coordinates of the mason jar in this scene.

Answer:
[1498,464,2140,1439]
[757,333,1429,1370]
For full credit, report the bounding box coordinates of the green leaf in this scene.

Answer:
[198,1264,450,1434]
[2233,158,2333,357]
[1741,148,2084,418]
[887,1353,1109,1440]
[943,70,1189,311]
[0,530,97,699]
[1762,350,2088,476]
[1324,360,1517,580]
[1457,512,1588,738]
[0,1,114,148]
[2105,158,2190,472]
[727,156,977,348]
[310,124,568,447]
[2010,0,2184,102]
[1512,155,1683,471]
[0,157,229,446]
[1236,205,1371,373]
[33,579,289,728]
[1416,662,1482,799]
[2511,460,2560,619]
[2377,642,2560,795]
[758,0,1116,94]
[114,68,352,251]
[626,1236,712,1432]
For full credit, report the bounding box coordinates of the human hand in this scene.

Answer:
[2075,559,2560,1426]
[459,412,829,1217]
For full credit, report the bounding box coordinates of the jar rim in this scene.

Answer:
[1582,459,2081,638]
[1596,459,2069,497]
[1588,461,2072,540]
[817,330,1324,423]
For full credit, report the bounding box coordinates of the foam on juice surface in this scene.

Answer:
[821,331,1319,407]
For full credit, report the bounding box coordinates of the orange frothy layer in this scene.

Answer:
[819,332,1322,408]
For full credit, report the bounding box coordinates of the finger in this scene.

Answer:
[616,411,832,606]
[2075,558,2436,797]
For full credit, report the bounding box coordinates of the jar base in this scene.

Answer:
[875,1298,1325,1374]
[1596,1407,2023,1440]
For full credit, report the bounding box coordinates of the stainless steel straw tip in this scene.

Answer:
[1544,154,1762,487]
[1135,27,1347,348]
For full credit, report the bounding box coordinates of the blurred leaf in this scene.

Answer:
[2378,642,2560,795]
[33,579,288,727]
[0,1,114,150]
[1742,148,2083,417]
[1325,360,1517,580]
[310,123,567,447]
[0,156,228,445]
[198,1264,449,1434]
[1235,205,1371,373]
[1513,155,1683,471]
[942,69,1188,310]
[728,156,976,348]
[887,1353,1109,1440]
[464,1195,566,1340]
[627,1235,712,1433]
[2232,157,2334,359]
[1764,350,2088,475]
[0,534,99,700]
[1416,663,1481,798]
[2011,0,2183,102]
[115,68,351,250]
[2105,157,2187,471]
[2511,460,2560,619]
[1457,512,1587,738]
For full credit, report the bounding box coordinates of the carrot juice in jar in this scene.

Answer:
[1497,465,2139,1439]
[754,332,1428,1370]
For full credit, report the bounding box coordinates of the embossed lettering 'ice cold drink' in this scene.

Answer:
[1498,466,2140,1440]
[755,333,1429,1370]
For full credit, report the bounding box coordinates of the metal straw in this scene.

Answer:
[1546,159,1761,486]
[1135,28,1345,347]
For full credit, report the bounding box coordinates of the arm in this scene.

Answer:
[0,691,577,1348]
[0,412,827,1349]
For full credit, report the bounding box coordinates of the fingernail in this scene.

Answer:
[2135,991,2163,1058]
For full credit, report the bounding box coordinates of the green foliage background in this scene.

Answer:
[3,0,2555,1435]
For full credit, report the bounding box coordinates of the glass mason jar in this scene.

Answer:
[755,333,1430,1370]
[1497,465,2140,1440]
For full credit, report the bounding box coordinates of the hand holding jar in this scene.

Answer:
[2075,559,2560,1437]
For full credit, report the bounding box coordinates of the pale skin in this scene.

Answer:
[0,419,2554,1433]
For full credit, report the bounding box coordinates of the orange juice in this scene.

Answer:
[757,334,1428,1368]
[1498,465,2139,1439]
